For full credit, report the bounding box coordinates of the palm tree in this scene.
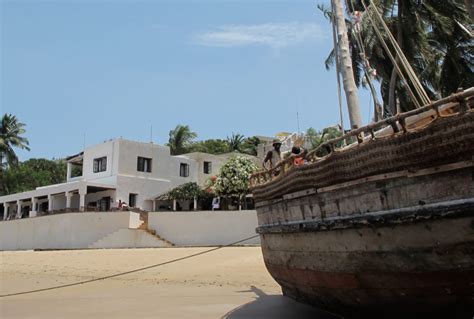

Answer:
[305,127,343,151]
[0,114,30,167]
[227,133,245,152]
[322,0,472,116]
[242,136,261,156]
[166,125,197,155]
[0,114,30,194]
[426,0,474,96]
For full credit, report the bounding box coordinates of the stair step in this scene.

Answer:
[88,229,172,249]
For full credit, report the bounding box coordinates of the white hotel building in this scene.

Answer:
[0,138,257,220]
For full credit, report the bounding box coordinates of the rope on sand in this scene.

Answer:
[0,234,260,298]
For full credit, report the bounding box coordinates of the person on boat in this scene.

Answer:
[263,139,282,172]
[291,146,307,166]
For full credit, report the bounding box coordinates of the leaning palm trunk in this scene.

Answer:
[332,0,362,129]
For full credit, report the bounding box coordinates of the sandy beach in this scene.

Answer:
[0,247,337,319]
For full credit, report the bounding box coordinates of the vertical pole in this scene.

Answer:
[79,192,86,212]
[16,200,21,219]
[66,162,72,180]
[48,195,53,213]
[65,192,72,211]
[30,197,38,217]
[3,203,9,221]
[332,0,362,129]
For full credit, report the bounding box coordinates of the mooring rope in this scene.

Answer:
[0,234,260,298]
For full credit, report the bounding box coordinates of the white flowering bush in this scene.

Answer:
[213,156,259,198]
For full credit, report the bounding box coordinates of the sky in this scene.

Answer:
[1,0,375,161]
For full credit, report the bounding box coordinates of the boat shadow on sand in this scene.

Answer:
[221,286,473,319]
[221,286,341,319]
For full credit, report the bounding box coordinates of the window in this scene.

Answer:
[137,157,152,173]
[93,157,107,173]
[180,163,189,177]
[203,161,212,174]
[129,193,137,208]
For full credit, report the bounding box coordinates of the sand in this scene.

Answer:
[0,247,337,319]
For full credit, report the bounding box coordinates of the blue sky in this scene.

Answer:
[1,0,374,161]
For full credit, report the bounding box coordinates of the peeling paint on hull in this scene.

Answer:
[258,214,474,317]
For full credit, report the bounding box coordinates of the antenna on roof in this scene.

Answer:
[150,125,153,143]
[296,110,300,134]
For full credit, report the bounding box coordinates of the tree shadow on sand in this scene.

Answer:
[221,286,341,319]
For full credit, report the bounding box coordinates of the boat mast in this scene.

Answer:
[331,0,362,129]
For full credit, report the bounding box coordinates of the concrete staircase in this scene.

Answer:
[88,229,173,249]
[137,211,175,247]
[87,210,175,249]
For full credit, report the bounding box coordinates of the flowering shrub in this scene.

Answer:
[204,175,217,194]
[168,182,205,200]
[213,156,259,197]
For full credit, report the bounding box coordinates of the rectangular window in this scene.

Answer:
[203,161,212,174]
[180,163,189,177]
[129,193,137,208]
[137,157,152,173]
[93,157,107,173]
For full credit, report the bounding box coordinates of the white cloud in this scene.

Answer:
[193,22,326,48]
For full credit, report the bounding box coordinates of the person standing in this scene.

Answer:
[212,197,220,211]
[263,139,282,171]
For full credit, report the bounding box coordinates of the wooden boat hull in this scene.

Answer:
[252,110,474,317]
[259,208,474,316]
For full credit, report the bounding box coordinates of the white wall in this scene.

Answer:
[0,212,133,251]
[129,212,142,229]
[183,152,259,186]
[116,175,171,211]
[148,210,260,246]
[116,138,197,187]
[114,139,197,210]
[81,139,119,183]
[183,153,229,185]
[117,139,169,178]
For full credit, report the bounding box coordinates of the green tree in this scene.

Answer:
[166,125,197,155]
[322,0,473,116]
[305,126,343,151]
[213,156,259,198]
[0,114,30,167]
[1,159,66,195]
[191,139,230,154]
[226,133,245,152]
[241,136,261,156]
[0,114,30,193]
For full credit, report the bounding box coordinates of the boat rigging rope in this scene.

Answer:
[346,0,383,120]
[367,0,431,106]
[0,234,260,298]
[359,0,422,109]
[362,0,431,108]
